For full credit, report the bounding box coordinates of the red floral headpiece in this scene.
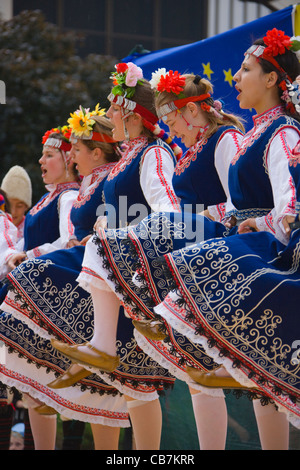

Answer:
[42,126,72,152]
[246,29,300,115]
[155,70,186,96]
[108,63,158,126]
[150,69,212,119]
[263,28,292,57]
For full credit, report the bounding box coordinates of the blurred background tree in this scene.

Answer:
[0,9,117,203]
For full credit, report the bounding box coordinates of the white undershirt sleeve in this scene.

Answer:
[256,128,300,244]
[140,145,181,213]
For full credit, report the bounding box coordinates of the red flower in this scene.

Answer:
[42,128,59,144]
[201,102,211,112]
[263,28,292,57]
[115,63,128,74]
[157,70,185,95]
[63,128,72,140]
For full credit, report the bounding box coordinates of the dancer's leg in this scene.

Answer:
[253,400,289,450]
[89,285,120,356]
[90,423,120,450]
[126,397,162,450]
[49,286,122,385]
[28,408,57,450]
[189,387,227,450]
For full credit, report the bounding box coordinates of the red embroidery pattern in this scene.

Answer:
[72,163,116,209]
[29,182,79,216]
[265,212,275,234]
[2,214,15,249]
[174,139,207,176]
[107,136,148,181]
[231,106,285,166]
[150,146,180,211]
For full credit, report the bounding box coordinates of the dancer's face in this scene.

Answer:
[233,54,272,114]
[9,198,28,226]
[164,107,206,147]
[70,140,103,177]
[106,104,127,141]
[39,146,67,185]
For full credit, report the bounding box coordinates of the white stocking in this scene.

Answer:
[190,389,227,450]
[90,284,120,356]
[253,400,289,450]
[126,398,162,450]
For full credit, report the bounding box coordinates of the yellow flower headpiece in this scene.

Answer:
[68,104,106,139]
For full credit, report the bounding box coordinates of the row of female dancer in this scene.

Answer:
[0,27,300,450]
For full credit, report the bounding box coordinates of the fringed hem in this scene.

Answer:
[62,358,174,401]
[134,329,225,398]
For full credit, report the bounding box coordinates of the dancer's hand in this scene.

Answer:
[238,218,258,233]
[67,238,81,248]
[94,216,107,232]
[200,209,215,221]
[80,235,91,246]
[7,252,27,270]
[281,215,296,238]
[224,216,237,229]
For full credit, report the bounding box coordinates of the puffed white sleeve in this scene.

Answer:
[255,127,300,244]
[140,145,181,213]
[0,212,20,279]
[26,190,77,258]
[206,129,243,221]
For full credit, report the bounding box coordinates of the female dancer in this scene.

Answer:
[2,64,182,450]
[0,122,131,449]
[147,29,300,448]
[52,69,245,449]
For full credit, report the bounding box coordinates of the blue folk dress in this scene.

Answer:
[0,175,130,426]
[153,116,300,428]
[101,107,300,396]
[77,127,244,393]
[75,136,182,398]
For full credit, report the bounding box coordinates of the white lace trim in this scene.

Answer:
[0,355,130,427]
[134,330,224,398]
[1,296,53,341]
[155,301,300,429]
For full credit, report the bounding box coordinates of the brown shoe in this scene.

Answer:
[48,366,91,389]
[34,404,57,415]
[186,366,258,390]
[51,339,120,372]
[132,319,167,341]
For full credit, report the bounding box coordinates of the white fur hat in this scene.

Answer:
[1,165,32,208]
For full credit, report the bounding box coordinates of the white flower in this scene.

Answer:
[149,68,167,89]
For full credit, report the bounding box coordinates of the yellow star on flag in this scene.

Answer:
[223,68,234,87]
[202,62,214,80]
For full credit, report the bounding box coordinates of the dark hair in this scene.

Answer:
[254,37,300,120]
